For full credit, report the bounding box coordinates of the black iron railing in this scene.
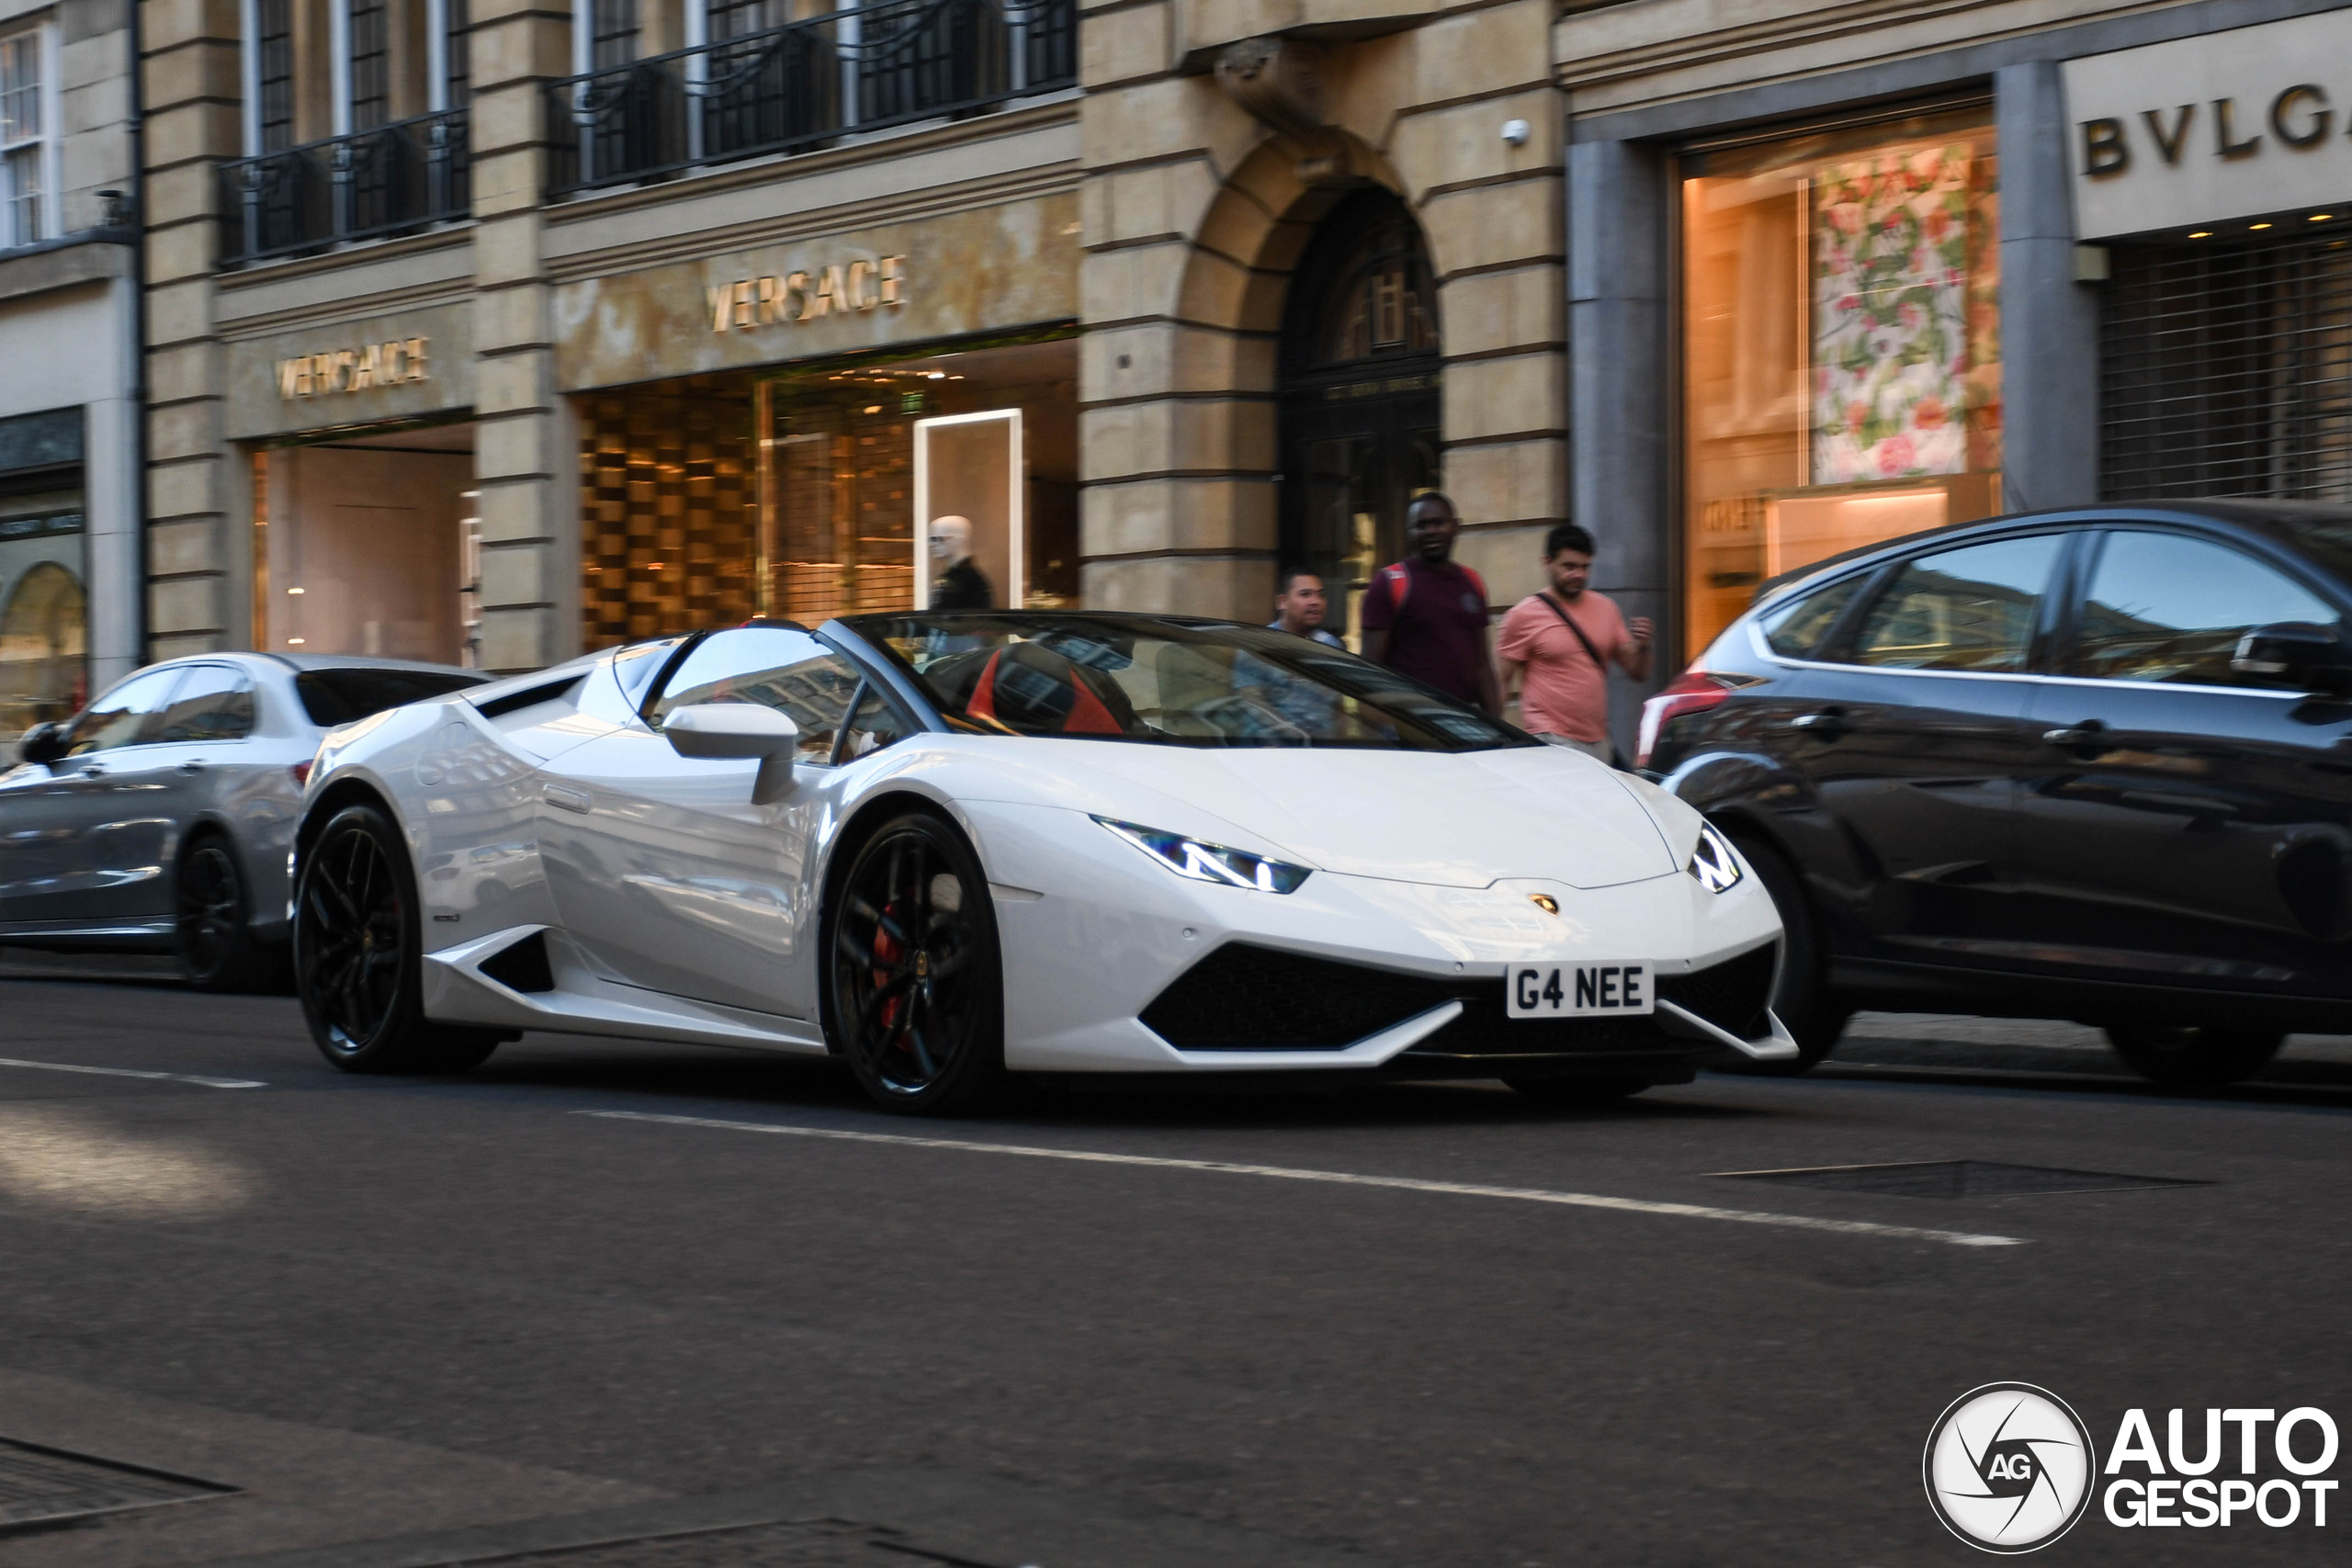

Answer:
[546,0,1075,196]
[220,109,471,265]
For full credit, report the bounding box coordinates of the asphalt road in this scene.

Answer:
[1,961,2346,1568]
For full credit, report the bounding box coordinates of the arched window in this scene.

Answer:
[1277,188,1442,647]
[0,560,89,733]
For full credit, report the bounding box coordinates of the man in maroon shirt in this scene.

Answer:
[1359,492,1504,715]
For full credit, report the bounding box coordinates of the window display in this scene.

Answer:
[255,431,476,662]
[1681,105,2002,655]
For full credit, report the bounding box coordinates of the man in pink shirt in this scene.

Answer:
[1495,524,1654,761]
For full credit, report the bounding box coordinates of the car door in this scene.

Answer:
[2017,526,2352,998]
[1778,532,2067,968]
[0,667,188,926]
[535,627,867,1018]
[88,663,262,923]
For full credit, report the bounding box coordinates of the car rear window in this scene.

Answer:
[295,669,485,727]
[1757,572,1869,659]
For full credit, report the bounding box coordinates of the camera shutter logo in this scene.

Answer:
[1924,1383,2097,1552]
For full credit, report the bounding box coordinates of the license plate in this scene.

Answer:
[1507,963,1657,1019]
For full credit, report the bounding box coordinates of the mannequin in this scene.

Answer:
[928,514,994,610]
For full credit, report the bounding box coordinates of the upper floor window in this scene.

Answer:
[238,0,472,155]
[0,27,52,247]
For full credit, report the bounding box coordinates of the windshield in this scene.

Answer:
[841,613,1531,751]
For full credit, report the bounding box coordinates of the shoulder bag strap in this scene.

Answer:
[1536,592,1609,673]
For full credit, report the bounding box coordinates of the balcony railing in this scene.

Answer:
[219,109,471,265]
[546,0,1076,196]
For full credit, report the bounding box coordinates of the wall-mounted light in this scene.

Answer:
[2251,221,2273,231]
[2188,230,2213,239]
[1500,118,1530,146]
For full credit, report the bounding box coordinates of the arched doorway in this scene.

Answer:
[1277,187,1442,646]
[0,561,88,733]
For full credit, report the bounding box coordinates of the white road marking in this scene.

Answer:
[0,1056,266,1090]
[578,1110,2028,1247]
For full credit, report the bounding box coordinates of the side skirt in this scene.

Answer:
[421,924,831,1055]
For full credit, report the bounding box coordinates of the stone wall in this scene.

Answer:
[1079,0,1568,617]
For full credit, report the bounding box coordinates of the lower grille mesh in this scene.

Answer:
[1141,940,1778,1055]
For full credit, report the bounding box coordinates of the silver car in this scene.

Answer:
[1,654,485,988]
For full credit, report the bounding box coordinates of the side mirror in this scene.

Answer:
[662,703,799,804]
[2233,622,2351,694]
[17,722,65,767]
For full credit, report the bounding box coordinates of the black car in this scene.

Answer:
[1642,501,2352,1086]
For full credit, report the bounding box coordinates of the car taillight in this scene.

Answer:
[1637,669,1739,769]
[289,761,313,788]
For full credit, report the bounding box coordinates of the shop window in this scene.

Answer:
[580,379,760,647]
[1681,104,2002,656]
[255,430,476,664]
[575,338,1076,649]
[0,558,85,735]
[757,337,1076,623]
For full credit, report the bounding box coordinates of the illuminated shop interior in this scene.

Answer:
[253,421,482,665]
[578,334,1077,649]
[1681,104,2003,655]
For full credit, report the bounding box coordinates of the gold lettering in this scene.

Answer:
[353,342,380,391]
[383,339,406,382]
[708,282,734,333]
[847,259,876,311]
[878,254,904,307]
[407,338,429,382]
[278,359,302,400]
[783,271,810,321]
[810,265,845,319]
[732,280,755,331]
[756,275,780,323]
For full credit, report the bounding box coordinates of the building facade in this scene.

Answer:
[1560,0,2352,706]
[130,0,2352,722]
[136,0,1567,672]
[0,0,139,740]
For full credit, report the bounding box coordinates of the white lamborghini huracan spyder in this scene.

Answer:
[289,612,1793,1111]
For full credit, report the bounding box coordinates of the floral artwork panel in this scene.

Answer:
[1812,144,1973,485]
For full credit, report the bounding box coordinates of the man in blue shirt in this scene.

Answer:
[1267,567,1344,647]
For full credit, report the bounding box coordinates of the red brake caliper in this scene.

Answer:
[871,901,906,1034]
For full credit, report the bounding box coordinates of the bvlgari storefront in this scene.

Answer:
[1563,0,2352,705]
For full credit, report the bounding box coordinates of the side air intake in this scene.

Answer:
[479,931,556,993]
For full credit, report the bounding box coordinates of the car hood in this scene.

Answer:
[1035,743,1677,890]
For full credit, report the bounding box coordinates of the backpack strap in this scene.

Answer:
[1461,565,1487,606]
[1379,562,1412,614]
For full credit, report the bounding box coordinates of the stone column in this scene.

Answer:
[140,0,243,658]
[1997,58,2100,512]
[1566,135,1668,744]
[1077,0,1275,615]
[468,0,575,671]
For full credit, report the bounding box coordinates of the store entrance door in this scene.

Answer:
[1277,189,1442,649]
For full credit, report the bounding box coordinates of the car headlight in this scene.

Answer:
[1688,822,1745,894]
[1092,816,1311,894]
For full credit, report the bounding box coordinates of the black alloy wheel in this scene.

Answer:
[2105,1023,2285,1088]
[1719,834,1849,1076]
[827,812,1003,1114]
[176,835,270,992]
[294,804,500,1075]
